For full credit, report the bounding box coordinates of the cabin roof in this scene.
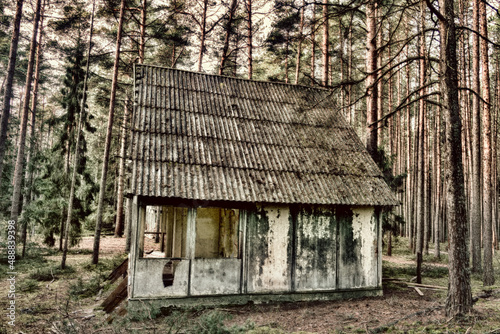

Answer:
[126,64,397,206]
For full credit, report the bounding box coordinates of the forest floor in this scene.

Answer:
[1,236,500,334]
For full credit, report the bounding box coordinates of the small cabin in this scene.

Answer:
[125,64,396,308]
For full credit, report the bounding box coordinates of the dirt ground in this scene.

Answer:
[2,236,499,334]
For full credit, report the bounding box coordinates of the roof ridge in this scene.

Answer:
[134,63,334,93]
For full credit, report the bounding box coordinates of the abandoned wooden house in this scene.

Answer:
[125,64,396,307]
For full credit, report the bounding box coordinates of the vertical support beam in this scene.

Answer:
[186,207,196,296]
[128,195,140,298]
[377,208,383,287]
[239,210,247,294]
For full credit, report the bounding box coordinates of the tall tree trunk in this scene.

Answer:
[114,96,130,238]
[321,0,329,86]
[366,0,378,161]
[21,1,45,257]
[416,0,426,282]
[246,0,253,79]
[197,0,209,72]
[479,0,495,286]
[9,0,42,229]
[92,0,126,265]
[62,0,95,269]
[0,0,24,186]
[295,0,305,84]
[376,19,383,148]
[470,0,482,273]
[219,0,238,76]
[429,0,473,317]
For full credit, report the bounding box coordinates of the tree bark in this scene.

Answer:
[470,0,482,274]
[92,0,126,265]
[479,0,495,286]
[416,0,426,281]
[0,0,24,186]
[429,0,473,316]
[114,96,130,238]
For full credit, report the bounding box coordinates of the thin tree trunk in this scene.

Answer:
[295,0,305,84]
[92,0,126,265]
[197,0,209,72]
[9,0,42,229]
[479,0,495,286]
[310,2,316,84]
[321,0,329,86]
[376,19,383,148]
[366,0,378,161]
[246,0,253,79]
[0,0,24,186]
[114,96,129,238]
[139,0,146,63]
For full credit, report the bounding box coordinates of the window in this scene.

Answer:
[141,206,188,259]
[195,207,240,259]
[140,205,241,259]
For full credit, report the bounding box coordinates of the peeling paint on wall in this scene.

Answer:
[294,207,337,291]
[337,206,378,289]
[247,205,291,293]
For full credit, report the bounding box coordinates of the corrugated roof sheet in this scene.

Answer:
[126,64,397,206]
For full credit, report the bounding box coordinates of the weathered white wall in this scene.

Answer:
[294,207,337,291]
[337,206,379,289]
[246,205,291,293]
[133,259,189,297]
[190,259,241,295]
[130,202,381,300]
